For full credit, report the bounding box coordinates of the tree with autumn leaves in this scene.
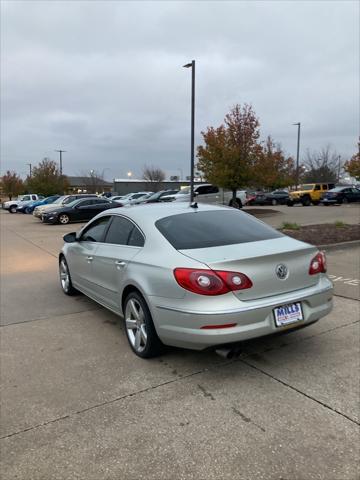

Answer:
[197,104,295,193]
[26,158,69,195]
[344,142,360,181]
[1,171,24,200]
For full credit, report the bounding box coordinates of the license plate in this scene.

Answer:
[273,302,303,327]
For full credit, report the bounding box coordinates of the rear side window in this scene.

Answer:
[155,210,283,250]
[105,216,144,247]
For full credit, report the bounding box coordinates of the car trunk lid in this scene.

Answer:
[179,237,318,301]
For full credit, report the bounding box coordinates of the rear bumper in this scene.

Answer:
[150,278,333,350]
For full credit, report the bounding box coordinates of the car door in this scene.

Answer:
[73,199,99,221]
[352,188,360,202]
[90,215,145,311]
[196,185,220,204]
[66,216,112,297]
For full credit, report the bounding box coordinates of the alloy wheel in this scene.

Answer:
[59,259,70,293]
[59,214,69,224]
[125,299,147,353]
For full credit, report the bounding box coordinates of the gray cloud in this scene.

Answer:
[1,0,358,180]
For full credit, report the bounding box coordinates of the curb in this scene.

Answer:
[317,240,360,251]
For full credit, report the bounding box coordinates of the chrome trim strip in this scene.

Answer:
[156,284,333,316]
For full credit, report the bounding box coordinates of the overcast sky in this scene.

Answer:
[1,0,358,180]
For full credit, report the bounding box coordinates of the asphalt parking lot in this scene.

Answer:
[1,206,359,479]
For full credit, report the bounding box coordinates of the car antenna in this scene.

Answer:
[190,202,198,209]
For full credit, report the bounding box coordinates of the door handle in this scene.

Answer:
[115,260,126,268]
[86,256,93,262]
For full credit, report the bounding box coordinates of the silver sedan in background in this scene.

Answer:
[59,203,333,358]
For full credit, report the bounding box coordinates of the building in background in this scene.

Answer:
[66,176,113,194]
[113,178,203,195]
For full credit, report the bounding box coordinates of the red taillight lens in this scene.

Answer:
[309,251,327,275]
[173,268,252,296]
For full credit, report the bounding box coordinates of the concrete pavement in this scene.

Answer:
[1,209,359,479]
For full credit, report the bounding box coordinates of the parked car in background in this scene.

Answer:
[2,194,44,213]
[33,194,98,218]
[42,198,120,224]
[109,196,126,203]
[247,190,290,206]
[142,190,179,203]
[116,192,152,206]
[287,183,335,206]
[322,186,360,205]
[131,192,155,205]
[17,195,61,214]
[161,184,247,208]
[59,203,333,358]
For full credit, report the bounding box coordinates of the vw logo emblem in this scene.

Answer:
[276,264,288,280]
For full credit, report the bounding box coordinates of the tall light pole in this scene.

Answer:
[26,163,32,177]
[55,149,66,176]
[183,60,195,203]
[293,123,301,188]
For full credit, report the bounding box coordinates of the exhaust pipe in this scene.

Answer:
[215,347,242,360]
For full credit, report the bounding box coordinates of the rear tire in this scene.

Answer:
[59,257,78,296]
[229,198,242,209]
[25,206,32,214]
[9,205,17,213]
[287,200,294,207]
[301,196,311,206]
[343,197,349,204]
[124,292,163,358]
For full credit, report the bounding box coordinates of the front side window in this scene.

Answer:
[80,216,111,242]
[314,185,321,191]
[156,210,283,250]
[104,216,144,246]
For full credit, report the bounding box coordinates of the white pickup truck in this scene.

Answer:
[161,184,247,208]
[2,194,42,213]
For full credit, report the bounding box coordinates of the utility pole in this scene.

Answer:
[338,155,341,183]
[183,60,196,203]
[55,149,66,176]
[26,163,32,177]
[293,123,301,188]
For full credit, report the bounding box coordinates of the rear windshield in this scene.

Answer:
[155,210,283,250]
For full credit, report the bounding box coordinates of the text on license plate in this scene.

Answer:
[273,302,303,327]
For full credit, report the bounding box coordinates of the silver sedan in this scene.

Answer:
[59,203,333,358]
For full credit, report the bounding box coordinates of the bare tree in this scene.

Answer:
[79,169,105,193]
[301,145,340,183]
[142,165,166,191]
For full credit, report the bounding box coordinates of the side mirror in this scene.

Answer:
[63,232,77,243]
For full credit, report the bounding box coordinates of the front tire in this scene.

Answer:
[9,205,17,213]
[271,199,277,206]
[124,292,163,358]
[25,207,32,214]
[58,213,70,224]
[59,257,78,296]
[342,197,349,204]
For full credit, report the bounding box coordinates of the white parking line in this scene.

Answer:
[328,275,359,286]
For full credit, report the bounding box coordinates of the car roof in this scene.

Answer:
[97,202,231,227]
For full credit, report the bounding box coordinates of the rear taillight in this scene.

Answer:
[309,251,327,275]
[173,268,253,296]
